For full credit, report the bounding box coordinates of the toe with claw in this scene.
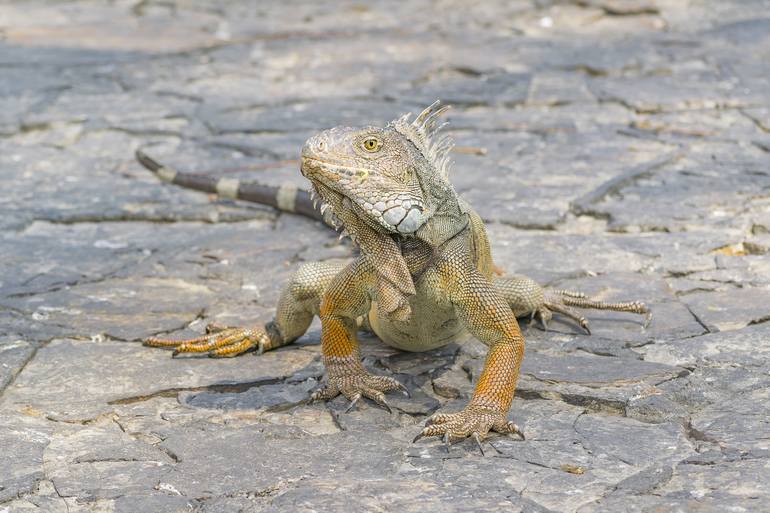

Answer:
[309,372,407,414]
[540,289,651,334]
[144,323,272,358]
[413,404,524,454]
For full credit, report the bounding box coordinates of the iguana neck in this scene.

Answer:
[414,181,468,249]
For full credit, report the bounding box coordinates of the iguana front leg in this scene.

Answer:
[144,260,347,357]
[414,253,525,449]
[309,258,407,411]
[494,274,651,334]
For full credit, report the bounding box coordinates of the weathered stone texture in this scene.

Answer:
[2,0,769,511]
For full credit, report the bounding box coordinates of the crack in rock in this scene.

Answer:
[107,377,284,405]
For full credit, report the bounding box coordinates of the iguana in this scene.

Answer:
[138,101,650,450]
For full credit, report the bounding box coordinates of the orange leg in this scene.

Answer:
[414,256,525,451]
[143,260,346,357]
[309,258,407,411]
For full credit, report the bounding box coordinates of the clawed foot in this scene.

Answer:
[536,289,651,335]
[309,373,408,413]
[144,323,270,358]
[413,405,524,455]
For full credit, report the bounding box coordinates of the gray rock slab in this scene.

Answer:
[256,478,556,513]
[2,0,770,511]
[391,71,533,107]
[201,99,405,136]
[704,17,770,46]
[641,322,770,369]
[43,422,177,501]
[583,459,770,513]
[159,425,405,498]
[3,276,216,341]
[0,138,272,233]
[588,69,758,113]
[0,339,36,393]
[0,413,53,503]
[463,349,687,417]
[449,126,671,229]
[488,229,654,282]
[679,288,770,332]
[0,338,317,420]
[691,385,770,453]
[22,91,198,128]
[182,379,318,411]
[576,145,770,233]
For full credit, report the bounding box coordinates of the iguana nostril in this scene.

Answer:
[317,140,327,152]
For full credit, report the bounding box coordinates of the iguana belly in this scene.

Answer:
[367,273,464,352]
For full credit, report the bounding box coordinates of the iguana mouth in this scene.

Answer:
[301,156,425,235]
[308,178,388,242]
[301,157,369,177]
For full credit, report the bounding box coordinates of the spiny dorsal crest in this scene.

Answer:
[390,100,454,181]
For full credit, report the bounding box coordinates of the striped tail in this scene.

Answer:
[135,149,324,223]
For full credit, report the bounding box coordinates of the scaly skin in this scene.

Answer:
[142,102,650,451]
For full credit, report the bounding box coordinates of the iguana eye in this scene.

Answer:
[362,137,382,152]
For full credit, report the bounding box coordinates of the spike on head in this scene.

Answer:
[389,100,454,182]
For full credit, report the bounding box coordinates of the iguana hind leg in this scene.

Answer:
[493,274,651,334]
[144,260,348,357]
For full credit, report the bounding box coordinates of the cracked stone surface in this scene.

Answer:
[1,1,769,512]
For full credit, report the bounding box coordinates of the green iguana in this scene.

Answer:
[138,101,650,450]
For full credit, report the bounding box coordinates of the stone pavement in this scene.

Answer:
[2,1,770,511]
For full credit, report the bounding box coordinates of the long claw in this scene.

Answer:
[396,382,410,398]
[413,432,425,444]
[443,432,451,453]
[144,337,181,348]
[345,394,361,413]
[508,423,525,440]
[369,393,392,414]
[525,311,536,334]
[472,432,485,456]
[643,311,653,329]
[309,384,338,404]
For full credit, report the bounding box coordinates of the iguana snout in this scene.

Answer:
[300,126,426,234]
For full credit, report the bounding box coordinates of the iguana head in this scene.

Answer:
[300,101,454,237]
